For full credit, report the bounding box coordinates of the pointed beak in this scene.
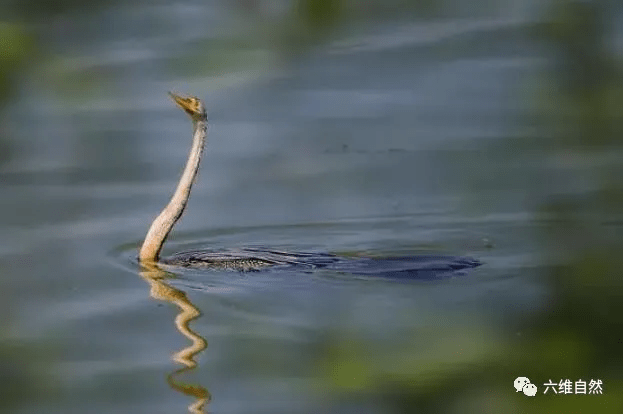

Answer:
[168,91,196,117]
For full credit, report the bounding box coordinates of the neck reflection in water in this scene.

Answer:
[139,263,210,414]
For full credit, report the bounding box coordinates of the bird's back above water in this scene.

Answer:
[164,247,481,279]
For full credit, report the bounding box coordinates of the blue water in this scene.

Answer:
[0,2,556,413]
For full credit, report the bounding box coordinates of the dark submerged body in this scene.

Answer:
[164,248,481,279]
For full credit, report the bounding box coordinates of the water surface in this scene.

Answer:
[1,2,556,413]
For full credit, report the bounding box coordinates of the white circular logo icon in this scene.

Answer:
[514,377,530,392]
[523,383,538,396]
[514,377,537,397]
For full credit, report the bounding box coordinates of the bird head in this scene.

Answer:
[168,92,207,122]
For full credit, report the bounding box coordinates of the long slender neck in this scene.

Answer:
[139,119,208,263]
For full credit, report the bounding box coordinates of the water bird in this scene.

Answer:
[139,92,480,277]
